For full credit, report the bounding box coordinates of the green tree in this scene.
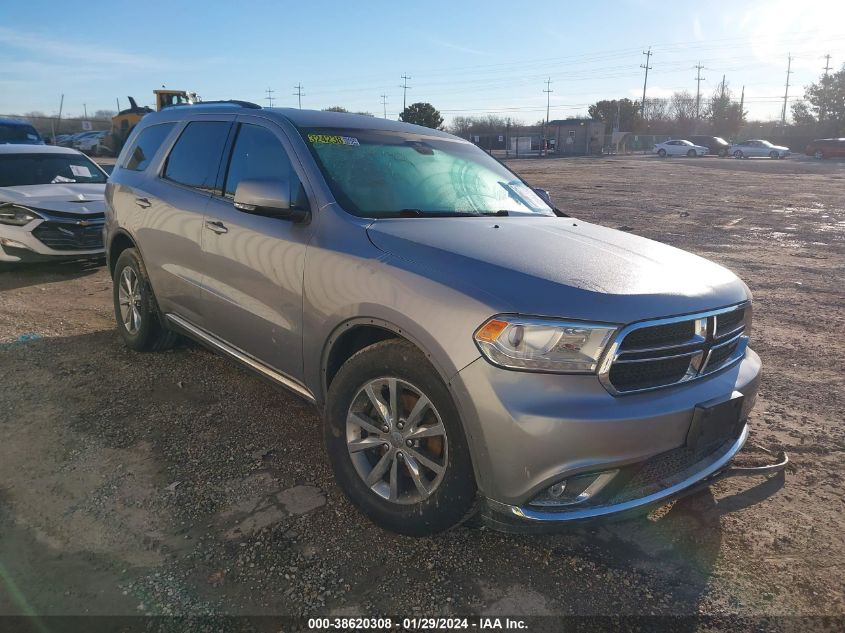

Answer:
[399,102,443,129]
[796,64,845,133]
[791,100,816,125]
[323,106,348,112]
[705,84,745,138]
[587,98,641,132]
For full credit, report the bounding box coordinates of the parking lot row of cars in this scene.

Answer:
[653,134,845,159]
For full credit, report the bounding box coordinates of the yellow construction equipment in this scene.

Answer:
[105,89,200,155]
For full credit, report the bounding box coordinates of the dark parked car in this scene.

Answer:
[0,118,44,145]
[805,138,845,160]
[688,135,731,157]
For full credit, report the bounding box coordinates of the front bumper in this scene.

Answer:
[0,221,104,262]
[450,348,765,526]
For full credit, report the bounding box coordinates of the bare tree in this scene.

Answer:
[670,91,697,126]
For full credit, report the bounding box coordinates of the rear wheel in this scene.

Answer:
[657,149,667,157]
[734,150,744,159]
[718,148,728,157]
[769,150,779,159]
[112,248,178,352]
[814,150,825,160]
[325,339,477,536]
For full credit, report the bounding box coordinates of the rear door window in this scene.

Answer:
[223,123,293,198]
[123,123,175,171]
[163,121,231,193]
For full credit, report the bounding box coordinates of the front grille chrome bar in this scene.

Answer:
[598,302,750,396]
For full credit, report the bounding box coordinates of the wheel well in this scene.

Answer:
[324,325,399,391]
[108,232,136,276]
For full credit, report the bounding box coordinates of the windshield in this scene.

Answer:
[0,123,42,144]
[300,128,554,217]
[0,153,108,186]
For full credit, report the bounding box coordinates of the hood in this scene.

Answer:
[0,183,105,215]
[366,216,749,324]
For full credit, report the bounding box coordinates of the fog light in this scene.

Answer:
[529,470,618,508]
[0,237,32,251]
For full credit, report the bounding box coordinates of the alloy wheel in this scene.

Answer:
[346,377,448,504]
[118,266,142,335]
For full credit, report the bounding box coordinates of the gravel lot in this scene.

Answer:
[1,155,843,625]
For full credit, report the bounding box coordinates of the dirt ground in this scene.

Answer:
[1,155,843,626]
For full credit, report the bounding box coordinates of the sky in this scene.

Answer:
[1,0,844,124]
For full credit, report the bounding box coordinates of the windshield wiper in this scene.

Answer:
[396,209,509,218]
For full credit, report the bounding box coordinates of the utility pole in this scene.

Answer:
[781,54,793,126]
[506,117,511,158]
[720,75,726,99]
[400,74,411,112]
[83,103,88,119]
[640,47,652,116]
[694,63,706,120]
[265,88,275,107]
[293,83,304,109]
[116,98,120,112]
[821,54,832,122]
[739,85,745,120]
[543,77,553,154]
[57,94,64,135]
[380,94,388,119]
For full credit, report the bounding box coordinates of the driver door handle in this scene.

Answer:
[205,220,228,234]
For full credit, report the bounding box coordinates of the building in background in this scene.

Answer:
[546,119,606,155]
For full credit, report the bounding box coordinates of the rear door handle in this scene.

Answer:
[205,220,228,234]
[135,197,151,209]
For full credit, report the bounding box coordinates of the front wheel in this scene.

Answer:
[718,148,728,157]
[734,150,744,159]
[325,339,477,536]
[814,150,825,160]
[657,149,667,157]
[770,150,779,159]
[687,149,696,157]
[112,248,178,352]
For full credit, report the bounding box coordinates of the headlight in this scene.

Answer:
[0,205,42,226]
[474,315,618,373]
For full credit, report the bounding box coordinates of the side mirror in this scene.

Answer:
[233,178,310,223]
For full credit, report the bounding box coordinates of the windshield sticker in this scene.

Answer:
[52,175,75,183]
[308,134,359,146]
[505,182,548,208]
[69,165,92,177]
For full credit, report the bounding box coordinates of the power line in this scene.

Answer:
[781,54,793,125]
[694,62,706,119]
[380,93,388,119]
[640,47,653,115]
[264,87,275,107]
[293,83,304,109]
[400,74,411,111]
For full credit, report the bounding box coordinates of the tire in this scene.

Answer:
[814,150,825,160]
[657,149,666,157]
[734,150,743,159]
[112,248,178,352]
[687,149,696,158]
[770,150,779,159]
[718,149,728,158]
[325,339,477,536]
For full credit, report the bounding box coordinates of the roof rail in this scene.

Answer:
[167,100,262,109]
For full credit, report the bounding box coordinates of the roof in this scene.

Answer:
[0,144,84,155]
[141,103,456,138]
[547,118,602,126]
[0,117,38,127]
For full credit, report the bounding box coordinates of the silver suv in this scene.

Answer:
[105,103,762,535]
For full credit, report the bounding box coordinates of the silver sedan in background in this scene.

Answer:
[730,139,790,159]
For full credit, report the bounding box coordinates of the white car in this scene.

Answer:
[653,139,708,157]
[0,145,107,263]
[730,139,790,159]
[72,130,109,155]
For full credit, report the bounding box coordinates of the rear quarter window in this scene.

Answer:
[162,121,231,193]
[122,123,176,171]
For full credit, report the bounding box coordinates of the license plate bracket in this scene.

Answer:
[687,391,744,451]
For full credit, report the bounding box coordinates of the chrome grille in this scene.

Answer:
[598,303,750,395]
